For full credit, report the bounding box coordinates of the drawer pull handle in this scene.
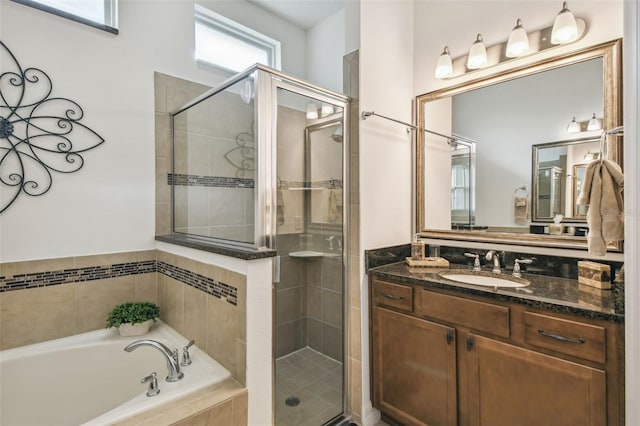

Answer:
[538,328,586,344]
[380,292,403,300]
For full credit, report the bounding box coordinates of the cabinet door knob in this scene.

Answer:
[446,331,454,345]
[466,336,474,351]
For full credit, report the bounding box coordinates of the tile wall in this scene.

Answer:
[0,250,247,385]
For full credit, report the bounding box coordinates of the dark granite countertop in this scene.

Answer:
[369,261,624,323]
[156,235,276,260]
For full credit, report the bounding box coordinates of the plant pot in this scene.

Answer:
[118,320,153,337]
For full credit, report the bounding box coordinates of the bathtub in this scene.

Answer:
[0,321,231,426]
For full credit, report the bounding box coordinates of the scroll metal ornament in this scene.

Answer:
[224,125,255,178]
[0,41,105,213]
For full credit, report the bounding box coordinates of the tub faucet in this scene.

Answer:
[485,250,503,274]
[124,339,184,382]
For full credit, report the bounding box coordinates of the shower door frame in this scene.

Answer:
[261,71,350,424]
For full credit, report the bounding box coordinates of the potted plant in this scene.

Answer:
[106,302,160,336]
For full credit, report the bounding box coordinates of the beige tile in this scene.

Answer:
[154,73,167,113]
[1,284,75,349]
[179,400,233,426]
[350,358,362,418]
[206,296,238,377]
[202,264,222,282]
[137,403,197,426]
[220,269,246,290]
[232,391,249,426]
[349,204,360,257]
[306,285,322,321]
[134,273,158,304]
[349,255,361,308]
[134,250,157,262]
[322,323,343,362]
[75,277,135,333]
[183,284,207,347]
[275,287,304,325]
[235,338,246,386]
[349,306,361,361]
[161,277,185,334]
[235,275,247,342]
[74,252,136,268]
[190,379,245,413]
[2,257,75,277]
[156,250,174,265]
[156,157,170,204]
[156,202,171,235]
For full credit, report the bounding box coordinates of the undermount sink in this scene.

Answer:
[438,271,530,288]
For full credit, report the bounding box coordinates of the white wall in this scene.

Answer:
[307,8,346,93]
[0,0,306,262]
[624,1,639,422]
[359,0,415,423]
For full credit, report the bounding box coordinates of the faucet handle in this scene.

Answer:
[141,372,160,397]
[464,253,482,272]
[513,258,534,278]
[181,340,195,367]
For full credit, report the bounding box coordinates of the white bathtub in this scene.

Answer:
[0,322,231,426]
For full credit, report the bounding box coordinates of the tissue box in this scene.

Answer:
[577,261,611,289]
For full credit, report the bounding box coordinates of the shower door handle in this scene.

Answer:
[273,256,281,283]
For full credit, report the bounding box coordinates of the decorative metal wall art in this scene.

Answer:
[0,41,105,213]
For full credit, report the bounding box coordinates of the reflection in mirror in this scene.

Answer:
[450,140,476,228]
[532,137,599,222]
[416,40,622,250]
[305,119,344,226]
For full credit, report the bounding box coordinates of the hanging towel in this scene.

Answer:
[514,196,529,225]
[277,188,285,226]
[576,159,624,255]
[328,189,340,222]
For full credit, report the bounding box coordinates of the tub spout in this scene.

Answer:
[124,339,184,382]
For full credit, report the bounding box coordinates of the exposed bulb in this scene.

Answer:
[506,19,529,58]
[551,1,578,44]
[435,46,453,79]
[587,113,601,131]
[567,116,580,133]
[467,34,487,69]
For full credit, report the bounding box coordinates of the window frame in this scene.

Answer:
[11,0,118,34]
[194,4,281,74]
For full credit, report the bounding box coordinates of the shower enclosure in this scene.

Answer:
[171,65,349,425]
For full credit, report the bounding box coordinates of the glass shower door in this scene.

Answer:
[273,86,345,426]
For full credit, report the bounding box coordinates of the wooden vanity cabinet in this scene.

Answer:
[370,277,624,426]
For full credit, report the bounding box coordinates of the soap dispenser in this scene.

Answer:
[411,234,426,261]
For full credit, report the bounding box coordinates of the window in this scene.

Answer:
[195,5,281,73]
[11,0,118,34]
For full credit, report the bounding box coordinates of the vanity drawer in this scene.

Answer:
[372,280,413,312]
[523,311,606,364]
[418,290,510,338]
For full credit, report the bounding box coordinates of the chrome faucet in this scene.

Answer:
[124,339,184,382]
[485,250,502,274]
[513,258,534,278]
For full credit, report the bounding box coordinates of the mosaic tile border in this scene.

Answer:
[168,173,254,189]
[157,261,237,306]
[0,260,238,306]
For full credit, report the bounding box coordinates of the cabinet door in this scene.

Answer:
[467,334,606,426]
[373,307,457,426]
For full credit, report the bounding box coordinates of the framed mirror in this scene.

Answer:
[531,137,600,223]
[416,39,622,251]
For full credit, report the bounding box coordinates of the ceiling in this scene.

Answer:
[247,0,346,30]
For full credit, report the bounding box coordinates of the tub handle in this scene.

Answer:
[141,372,160,397]
[181,340,195,367]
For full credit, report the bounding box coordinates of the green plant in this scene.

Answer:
[105,302,160,329]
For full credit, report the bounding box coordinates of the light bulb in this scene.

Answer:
[567,116,580,133]
[435,46,453,79]
[467,34,487,70]
[587,113,601,131]
[506,19,529,58]
[551,2,578,44]
[320,104,334,117]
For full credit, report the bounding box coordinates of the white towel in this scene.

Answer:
[277,189,285,226]
[514,196,529,225]
[576,159,624,255]
[328,189,340,222]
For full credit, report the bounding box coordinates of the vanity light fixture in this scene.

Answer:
[506,19,529,58]
[433,1,587,80]
[567,116,580,134]
[306,102,319,119]
[551,2,578,44]
[587,113,602,131]
[435,46,453,78]
[467,34,487,69]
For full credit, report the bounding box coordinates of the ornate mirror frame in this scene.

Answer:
[415,39,622,251]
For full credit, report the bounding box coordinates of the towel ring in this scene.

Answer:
[514,186,528,196]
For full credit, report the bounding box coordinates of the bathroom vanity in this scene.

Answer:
[368,262,624,426]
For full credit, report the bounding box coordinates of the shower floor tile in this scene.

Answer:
[275,347,343,426]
